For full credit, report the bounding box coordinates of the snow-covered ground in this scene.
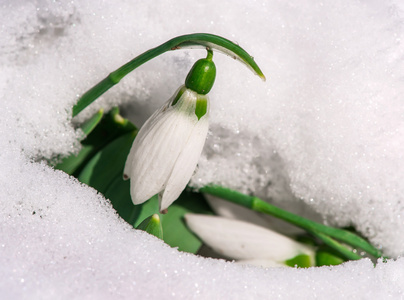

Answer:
[1,1,404,298]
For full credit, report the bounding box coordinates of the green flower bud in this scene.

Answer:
[136,214,164,239]
[285,253,313,268]
[185,50,216,95]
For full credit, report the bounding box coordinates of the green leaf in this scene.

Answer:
[54,109,104,175]
[136,214,163,239]
[316,247,346,266]
[80,109,104,136]
[54,144,98,175]
[161,191,213,254]
[104,178,212,253]
[66,105,213,254]
[104,176,136,222]
[104,180,212,253]
[55,107,136,175]
[77,131,137,193]
[131,196,160,227]
[200,185,383,260]
[103,173,159,226]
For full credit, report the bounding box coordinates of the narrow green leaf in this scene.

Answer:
[80,109,104,136]
[316,248,345,266]
[200,185,383,260]
[310,231,361,261]
[55,107,136,175]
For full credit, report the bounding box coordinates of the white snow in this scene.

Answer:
[1,0,404,298]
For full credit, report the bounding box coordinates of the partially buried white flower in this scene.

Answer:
[123,86,209,211]
[185,213,315,268]
[124,50,216,212]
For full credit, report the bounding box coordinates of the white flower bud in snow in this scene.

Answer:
[185,214,315,265]
[123,85,209,211]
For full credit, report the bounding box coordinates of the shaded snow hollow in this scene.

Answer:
[1,1,404,299]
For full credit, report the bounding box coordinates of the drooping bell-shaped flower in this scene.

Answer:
[124,50,216,212]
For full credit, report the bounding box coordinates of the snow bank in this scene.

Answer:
[1,0,404,298]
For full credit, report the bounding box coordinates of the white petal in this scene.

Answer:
[123,100,169,179]
[127,113,195,203]
[160,114,209,210]
[124,87,203,205]
[184,214,315,262]
[123,89,176,179]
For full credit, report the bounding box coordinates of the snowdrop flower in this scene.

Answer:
[185,213,315,268]
[124,50,216,212]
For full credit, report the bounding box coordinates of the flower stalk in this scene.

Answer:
[72,33,265,117]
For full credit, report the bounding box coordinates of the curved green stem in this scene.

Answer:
[200,185,383,259]
[73,33,265,117]
[310,231,361,261]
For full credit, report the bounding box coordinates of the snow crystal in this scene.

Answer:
[1,0,404,298]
